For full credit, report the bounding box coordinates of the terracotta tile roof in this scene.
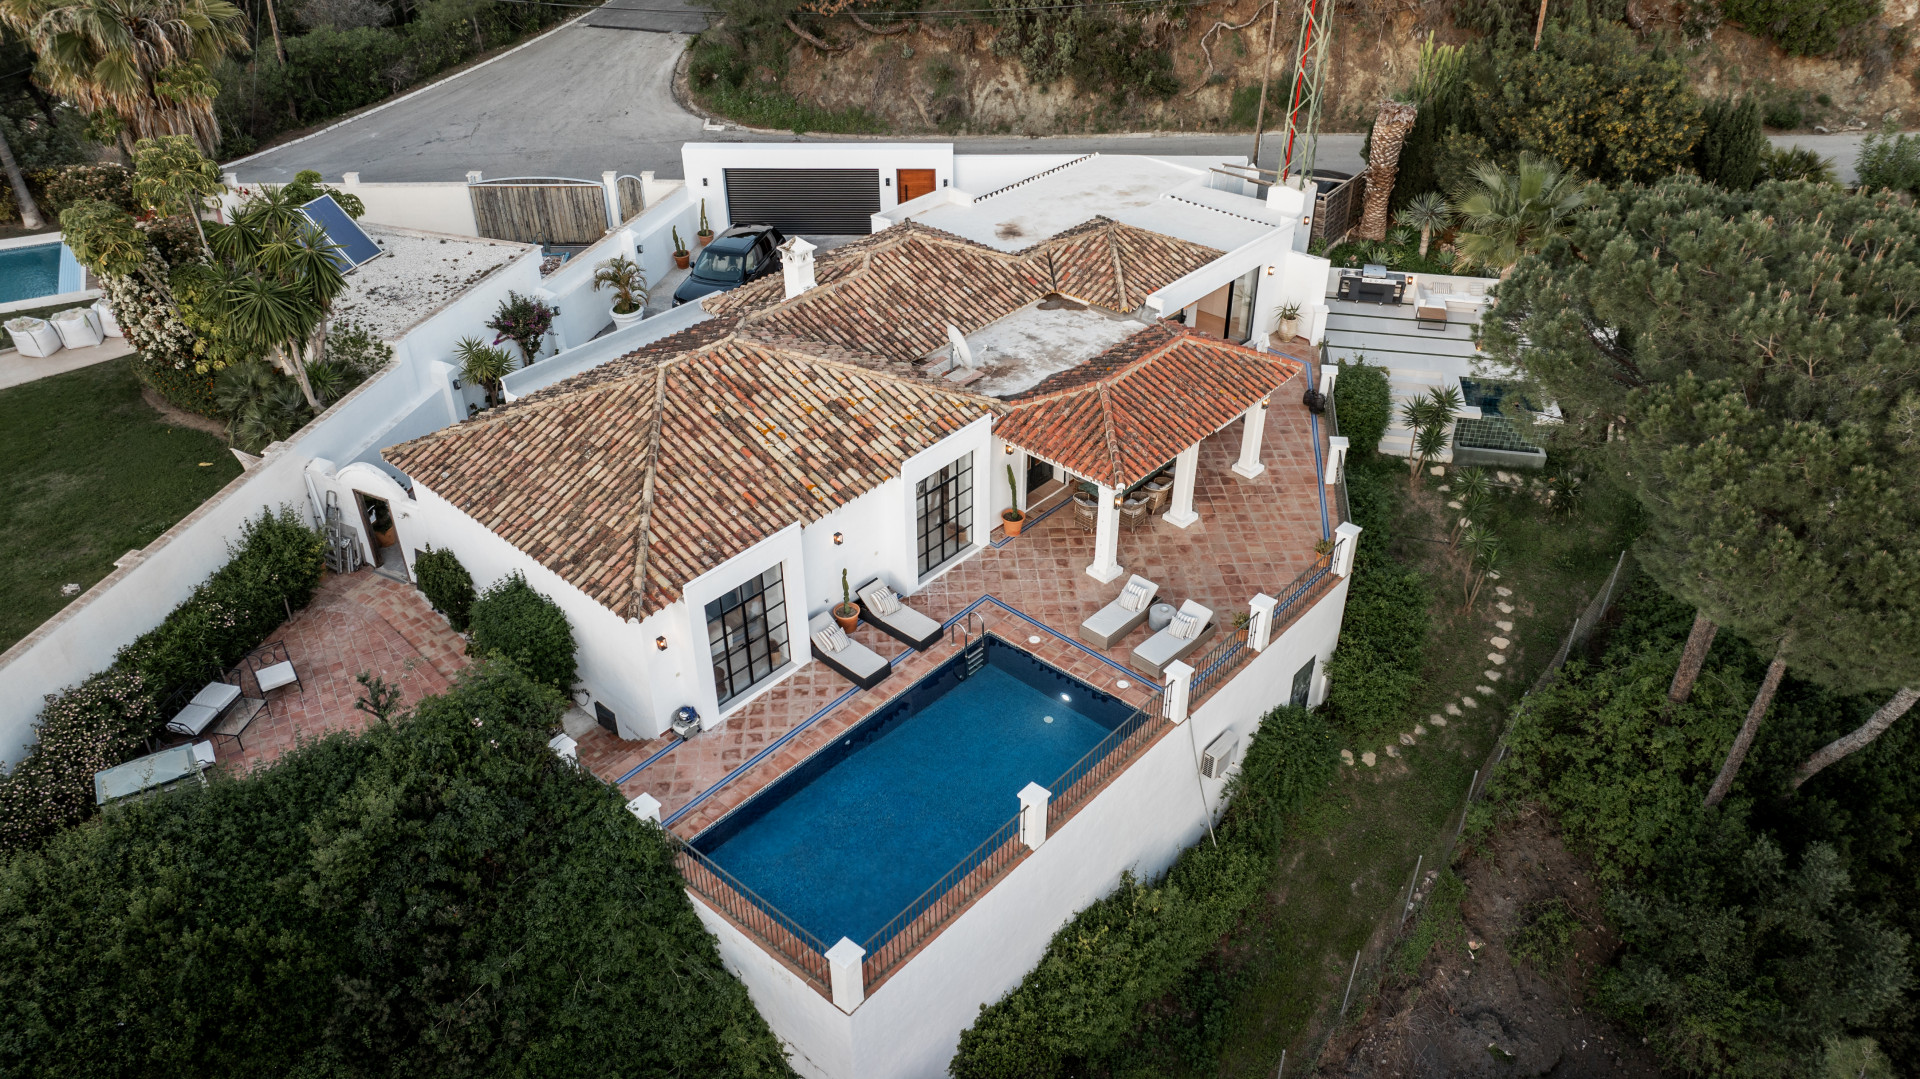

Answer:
[386,337,1000,619]
[559,315,740,390]
[995,327,1305,489]
[1026,218,1221,313]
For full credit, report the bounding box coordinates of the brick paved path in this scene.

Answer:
[216,570,469,771]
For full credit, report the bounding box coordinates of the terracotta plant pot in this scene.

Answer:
[1001,509,1025,537]
[673,252,690,269]
[832,604,860,633]
[696,231,713,248]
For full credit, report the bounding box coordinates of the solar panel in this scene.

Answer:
[299,194,383,273]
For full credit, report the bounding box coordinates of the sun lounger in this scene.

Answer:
[1131,599,1216,679]
[809,612,891,690]
[855,577,943,650]
[1079,574,1159,649]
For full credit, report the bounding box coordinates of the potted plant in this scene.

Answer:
[1001,463,1026,537]
[832,569,860,632]
[1273,301,1303,343]
[593,255,649,330]
[672,227,690,269]
[696,199,713,247]
[485,291,558,366]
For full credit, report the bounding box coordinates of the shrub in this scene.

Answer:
[28,163,134,215]
[414,545,476,631]
[1855,129,1920,196]
[131,355,220,416]
[0,660,797,1077]
[1721,0,1877,56]
[1693,96,1767,190]
[1334,358,1393,456]
[468,572,577,690]
[0,507,325,854]
[951,705,1338,1078]
[1322,461,1429,740]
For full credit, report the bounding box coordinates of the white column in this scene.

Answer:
[1018,783,1051,850]
[1087,483,1123,583]
[547,732,578,765]
[826,938,866,1013]
[1247,593,1278,653]
[1164,445,1201,529]
[1232,399,1269,479]
[1163,660,1194,724]
[1332,521,1363,577]
[1319,364,1339,399]
[625,793,662,823]
[601,170,621,229]
[1325,436,1350,486]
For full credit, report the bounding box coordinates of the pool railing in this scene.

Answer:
[1045,689,1168,832]
[673,838,835,991]
[859,813,1023,985]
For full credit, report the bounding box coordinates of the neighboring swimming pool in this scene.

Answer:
[0,241,83,304]
[692,636,1135,947]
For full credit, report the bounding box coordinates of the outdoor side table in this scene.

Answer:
[167,681,242,738]
[1148,602,1177,632]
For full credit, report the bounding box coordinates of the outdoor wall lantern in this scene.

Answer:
[451,376,462,389]
[1112,492,1124,508]
[833,531,844,545]
[655,636,668,650]
[1266,265,1275,276]
[885,177,892,186]
[1004,443,1015,454]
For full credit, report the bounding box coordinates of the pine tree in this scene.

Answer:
[1693,96,1766,190]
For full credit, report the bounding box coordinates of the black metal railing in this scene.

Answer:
[673,838,833,990]
[861,813,1024,986]
[1046,690,1169,829]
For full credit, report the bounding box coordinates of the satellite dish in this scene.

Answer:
[298,194,383,274]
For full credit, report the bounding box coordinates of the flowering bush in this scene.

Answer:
[485,291,558,365]
[28,163,135,215]
[0,507,326,855]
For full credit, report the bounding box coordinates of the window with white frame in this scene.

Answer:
[916,454,974,576]
[706,565,791,706]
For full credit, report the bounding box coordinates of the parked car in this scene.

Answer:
[672,223,787,306]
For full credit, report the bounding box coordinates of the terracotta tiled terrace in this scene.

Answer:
[577,388,1340,837]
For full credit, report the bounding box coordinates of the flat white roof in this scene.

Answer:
[331,225,531,340]
[906,154,1293,254]
[958,299,1148,398]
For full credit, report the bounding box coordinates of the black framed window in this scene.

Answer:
[916,455,974,576]
[1290,658,1315,709]
[705,565,791,706]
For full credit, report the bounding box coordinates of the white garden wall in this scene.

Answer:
[694,574,1352,1079]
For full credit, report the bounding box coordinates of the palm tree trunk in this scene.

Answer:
[265,0,287,62]
[1788,686,1919,792]
[1418,224,1432,259]
[1668,611,1717,704]
[1356,101,1418,241]
[1703,640,1790,808]
[1,126,44,230]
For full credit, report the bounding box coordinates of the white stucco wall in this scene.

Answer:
[534,186,700,352]
[695,574,1351,1078]
[338,175,480,237]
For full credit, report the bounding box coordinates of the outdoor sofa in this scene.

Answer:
[808,611,891,690]
[1079,574,1159,649]
[1131,599,1216,679]
[855,577,944,650]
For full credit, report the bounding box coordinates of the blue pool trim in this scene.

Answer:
[1306,358,1330,540]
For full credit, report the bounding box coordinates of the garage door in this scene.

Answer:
[723,168,881,234]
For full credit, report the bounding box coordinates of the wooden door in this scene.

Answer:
[897,169,936,203]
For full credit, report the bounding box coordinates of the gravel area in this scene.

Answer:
[331,226,533,340]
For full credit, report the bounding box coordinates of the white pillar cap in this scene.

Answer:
[1018,781,1051,809]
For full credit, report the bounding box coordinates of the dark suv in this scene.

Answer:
[672,223,786,306]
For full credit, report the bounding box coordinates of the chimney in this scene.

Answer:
[780,236,818,299]
[946,323,973,369]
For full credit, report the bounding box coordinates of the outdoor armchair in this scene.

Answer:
[855,577,943,650]
[1131,599,1216,679]
[1078,574,1159,649]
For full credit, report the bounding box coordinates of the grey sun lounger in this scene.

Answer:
[1079,574,1159,649]
[808,612,891,690]
[1131,599,1217,680]
[855,577,943,650]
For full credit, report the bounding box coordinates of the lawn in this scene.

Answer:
[1113,456,1638,1077]
[0,358,241,651]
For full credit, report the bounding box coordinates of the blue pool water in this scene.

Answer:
[0,242,81,304]
[693,637,1134,947]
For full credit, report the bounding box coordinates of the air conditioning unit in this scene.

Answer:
[1200,730,1239,779]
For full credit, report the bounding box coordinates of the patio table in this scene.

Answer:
[167,681,242,738]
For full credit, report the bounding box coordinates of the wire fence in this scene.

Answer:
[1285,552,1629,1073]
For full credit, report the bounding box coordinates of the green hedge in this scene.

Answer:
[0,659,797,1077]
[469,572,577,690]
[950,705,1339,1078]
[0,507,325,854]
[131,357,221,419]
[1322,460,1430,740]
[1334,359,1393,456]
[414,545,476,631]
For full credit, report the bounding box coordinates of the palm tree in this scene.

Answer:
[0,124,43,229]
[22,0,248,155]
[1394,191,1450,259]
[1399,384,1460,484]
[131,134,221,257]
[210,189,348,408]
[1356,99,1419,241]
[455,336,515,410]
[1450,154,1587,277]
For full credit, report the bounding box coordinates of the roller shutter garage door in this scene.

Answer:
[723,168,881,234]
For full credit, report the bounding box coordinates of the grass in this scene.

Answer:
[696,83,886,135]
[1117,455,1636,1077]
[0,357,241,651]
[0,301,89,351]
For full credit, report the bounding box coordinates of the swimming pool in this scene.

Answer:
[0,241,83,304]
[692,636,1135,947]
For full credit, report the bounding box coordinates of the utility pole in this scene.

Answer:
[1249,0,1282,173]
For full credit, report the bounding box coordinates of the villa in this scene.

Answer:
[373,152,1360,1078]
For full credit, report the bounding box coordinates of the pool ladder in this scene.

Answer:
[949,611,987,678]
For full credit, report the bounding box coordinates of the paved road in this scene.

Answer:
[229,20,1869,184]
